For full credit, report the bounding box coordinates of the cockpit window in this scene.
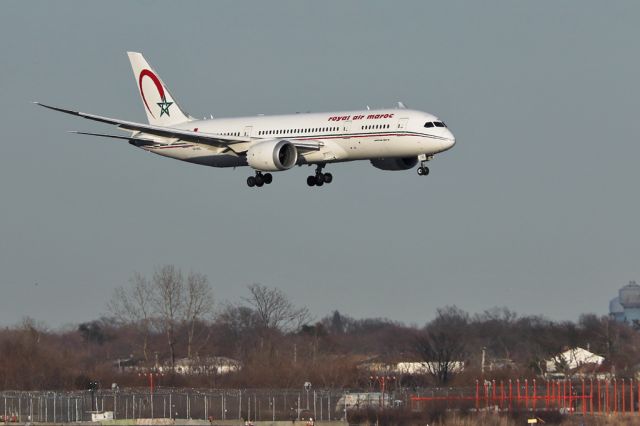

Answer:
[424,122,434,128]
[434,122,445,127]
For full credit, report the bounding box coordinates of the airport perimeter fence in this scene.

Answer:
[0,388,378,423]
[410,378,640,417]
[7,379,634,423]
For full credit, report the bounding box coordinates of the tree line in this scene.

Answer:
[1,265,639,391]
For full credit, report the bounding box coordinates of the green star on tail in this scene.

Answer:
[157,98,173,117]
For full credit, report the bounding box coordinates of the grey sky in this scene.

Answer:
[1,1,639,328]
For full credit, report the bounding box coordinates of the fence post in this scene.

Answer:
[568,380,572,414]
[630,379,634,415]
[508,379,512,412]
[492,380,496,405]
[545,380,549,410]
[484,380,488,408]
[590,379,593,415]
[475,380,479,410]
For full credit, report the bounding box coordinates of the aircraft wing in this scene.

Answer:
[36,102,250,148]
[37,102,324,154]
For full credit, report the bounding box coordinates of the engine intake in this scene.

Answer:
[370,157,418,171]
[247,139,298,171]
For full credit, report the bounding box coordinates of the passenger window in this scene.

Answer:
[424,122,434,128]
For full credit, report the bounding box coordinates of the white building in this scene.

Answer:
[545,347,604,375]
[360,361,465,375]
[160,356,241,375]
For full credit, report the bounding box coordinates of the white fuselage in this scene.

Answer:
[141,108,455,169]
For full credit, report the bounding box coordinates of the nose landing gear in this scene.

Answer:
[247,171,273,188]
[307,164,333,187]
[416,154,432,177]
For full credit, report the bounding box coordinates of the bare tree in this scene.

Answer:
[107,272,153,361]
[415,306,469,385]
[184,271,215,358]
[151,265,184,368]
[243,283,311,332]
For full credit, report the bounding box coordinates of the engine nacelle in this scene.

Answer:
[370,157,418,171]
[247,139,298,171]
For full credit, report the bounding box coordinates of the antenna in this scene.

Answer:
[396,101,407,109]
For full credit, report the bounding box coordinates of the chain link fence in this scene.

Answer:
[0,388,387,423]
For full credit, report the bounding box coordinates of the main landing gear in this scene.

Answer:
[307,164,333,187]
[247,171,273,188]
[416,154,432,177]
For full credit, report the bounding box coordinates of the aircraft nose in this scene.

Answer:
[443,129,456,150]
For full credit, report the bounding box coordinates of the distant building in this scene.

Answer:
[545,347,604,379]
[113,356,143,372]
[609,281,640,325]
[359,361,465,375]
[159,356,241,375]
[335,393,395,414]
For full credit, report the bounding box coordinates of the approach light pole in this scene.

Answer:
[139,372,163,419]
[304,382,312,411]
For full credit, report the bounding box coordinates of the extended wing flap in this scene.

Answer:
[68,131,158,146]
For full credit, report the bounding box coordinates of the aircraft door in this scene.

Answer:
[343,121,351,135]
[397,118,409,130]
[243,126,253,137]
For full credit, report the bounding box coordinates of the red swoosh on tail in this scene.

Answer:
[139,69,166,118]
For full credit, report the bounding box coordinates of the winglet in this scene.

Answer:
[34,102,82,116]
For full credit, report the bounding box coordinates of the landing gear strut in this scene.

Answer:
[307,164,333,187]
[416,154,432,177]
[247,171,273,188]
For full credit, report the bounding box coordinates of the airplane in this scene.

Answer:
[37,52,456,188]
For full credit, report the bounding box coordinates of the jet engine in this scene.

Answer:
[247,139,298,171]
[370,157,418,171]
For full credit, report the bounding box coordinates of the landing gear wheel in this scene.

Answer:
[417,166,430,176]
[315,175,325,186]
[307,176,316,187]
[247,176,256,187]
[263,173,273,184]
[323,173,333,184]
[255,175,264,187]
